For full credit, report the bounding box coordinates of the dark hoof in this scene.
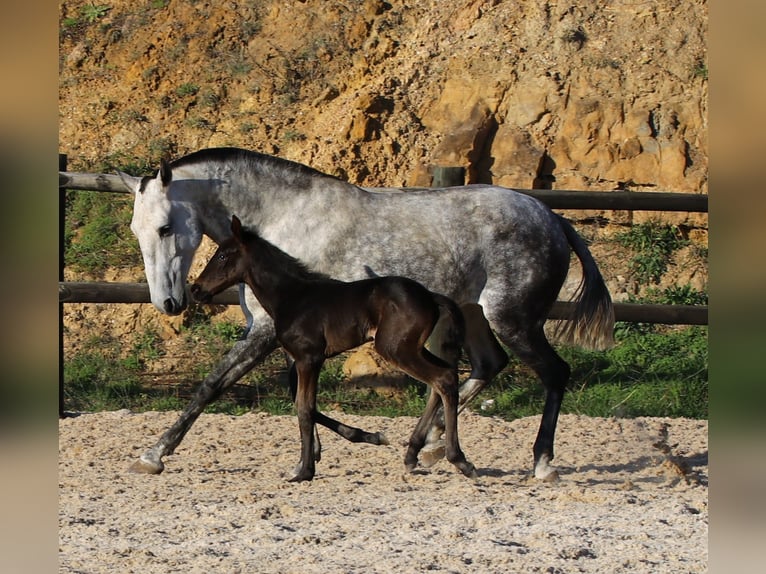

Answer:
[375,432,390,446]
[288,474,314,483]
[460,462,478,479]
[288,467,315,482]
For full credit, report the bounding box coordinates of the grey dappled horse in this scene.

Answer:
[119,147,614,480]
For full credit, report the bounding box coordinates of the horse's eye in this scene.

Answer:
[159,225,172,238]
[217,253,227,262]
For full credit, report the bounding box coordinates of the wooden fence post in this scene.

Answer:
[59,153,67,418]
[432,166,465,187]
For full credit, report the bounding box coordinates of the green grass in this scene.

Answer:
[471,325,707,420]
[64,318,707,420]
[64,190,141,275]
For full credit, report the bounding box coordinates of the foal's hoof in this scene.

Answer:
[288,465,315,482]
[288,472,315,483]
[418,442,446,468]
[128,456,164,475]
[375,432,390,446]
[459,462,478,479]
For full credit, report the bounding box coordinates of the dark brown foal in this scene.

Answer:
[191,215,476,482]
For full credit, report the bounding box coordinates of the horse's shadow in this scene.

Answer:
[564,450,709,487]
[470,449,708,486]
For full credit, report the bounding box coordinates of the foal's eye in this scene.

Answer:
[158,225,172,238]
[217,253,227,262]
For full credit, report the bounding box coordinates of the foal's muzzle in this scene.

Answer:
[189,283,211,304]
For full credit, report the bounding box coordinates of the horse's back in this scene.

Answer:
[348,186,571,299]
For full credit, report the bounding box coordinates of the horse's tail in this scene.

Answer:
[427,293,466,367]
[553,214,615,350]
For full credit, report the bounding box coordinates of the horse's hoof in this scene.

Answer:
[128,457,164,475]
[460,462,478,479]
[534,454,560,482]
[375,432,390,446]
[418,443,445,468]
[288,472,314,483]
[404,462,417,474]
[536,469,560,483]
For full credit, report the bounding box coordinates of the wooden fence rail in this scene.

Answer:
[59,281,708,325]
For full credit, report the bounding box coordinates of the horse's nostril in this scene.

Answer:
[163,298,177,314]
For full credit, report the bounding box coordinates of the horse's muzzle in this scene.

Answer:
[163,293,188,315]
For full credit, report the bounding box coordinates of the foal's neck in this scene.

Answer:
[240,233,329,319]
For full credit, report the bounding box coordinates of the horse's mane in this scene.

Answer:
[171,147,339,187]
[242,228,335,284]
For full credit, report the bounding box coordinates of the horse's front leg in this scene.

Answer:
[128,323,277,474]
[288,358,321,482]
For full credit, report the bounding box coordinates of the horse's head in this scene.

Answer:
[119,160,203,315]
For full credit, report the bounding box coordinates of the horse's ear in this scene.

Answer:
[231,215,243,239]
[159,158,172,187]
[117,171,143,194]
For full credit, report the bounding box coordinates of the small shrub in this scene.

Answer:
[82,3,111,23]
[64,190,139,275]
[472,325,708,420]
[175,83,199,97]
[616,222,688,284]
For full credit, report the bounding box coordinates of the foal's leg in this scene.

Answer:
[129,322,277,474]
[289,357,322,482]
[288,363,388,457]
[404,351,476,478]
[376,336,475,478]
[420,304,508,467]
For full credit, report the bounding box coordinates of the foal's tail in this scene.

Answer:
[426,293,466,367]
[553,215,615,351]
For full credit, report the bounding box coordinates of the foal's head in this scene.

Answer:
[191,215,248,304]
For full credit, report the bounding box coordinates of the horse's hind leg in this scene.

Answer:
[512,327,570,481]
[457,303,509,406]
[403,384,444,472]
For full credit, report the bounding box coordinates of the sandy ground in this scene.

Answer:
[59,410,707,573]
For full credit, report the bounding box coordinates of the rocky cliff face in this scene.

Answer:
[60,0,707,207]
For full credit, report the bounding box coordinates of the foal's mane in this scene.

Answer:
[241,227,335,284]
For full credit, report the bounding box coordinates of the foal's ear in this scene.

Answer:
[159,158,173,187]
[231,215,243,239]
